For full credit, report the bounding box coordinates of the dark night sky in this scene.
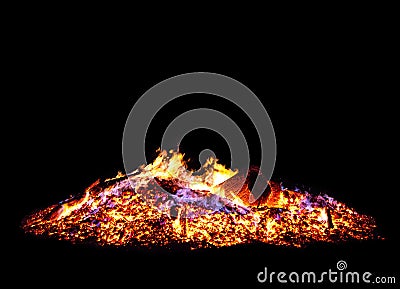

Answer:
[15,50,396,232]
[10,20,398,288]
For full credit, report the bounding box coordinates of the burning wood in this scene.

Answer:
[22,150,381,249]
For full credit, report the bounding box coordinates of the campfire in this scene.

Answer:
[22,150,380,249]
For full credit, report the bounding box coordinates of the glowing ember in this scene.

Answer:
[22,150,380,249]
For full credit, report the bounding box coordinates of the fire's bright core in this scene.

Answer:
[22,150,380,249]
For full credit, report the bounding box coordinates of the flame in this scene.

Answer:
[22,150,381,249]
[144,149,237,193]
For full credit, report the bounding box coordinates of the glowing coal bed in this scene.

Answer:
[22,150,381,250]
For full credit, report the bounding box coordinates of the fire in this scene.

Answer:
[22,150,380,249]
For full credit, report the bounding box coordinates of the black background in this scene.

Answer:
[10,19,399,288]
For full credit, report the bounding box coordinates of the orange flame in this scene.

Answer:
[22,150,380,249]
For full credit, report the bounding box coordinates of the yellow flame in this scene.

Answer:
[22,149,381,249]
[143,150,238,197]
